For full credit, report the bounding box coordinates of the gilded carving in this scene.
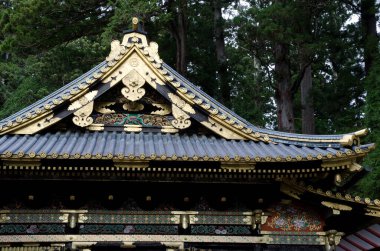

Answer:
[72,102,94,127]
[151,103,171,115]
[68,91,98,111]
[94,102,116,114]
[106,40,124,61]
[121,70,146,102]
[123,101,144,112]
[321,201,352,214]
[171,105,191,129]
[168,93,195,114]
[365,207,380,217]
[129,57,139,67]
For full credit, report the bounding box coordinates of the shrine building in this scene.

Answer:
[0,18,379,251]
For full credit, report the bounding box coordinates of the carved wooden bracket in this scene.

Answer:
[73,101,94,127]
[121,70,146,101]
[171,105,191,129]
[68,91,98,128]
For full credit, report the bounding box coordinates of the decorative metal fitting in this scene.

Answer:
[180,214,190,230]
[68,213,79,229]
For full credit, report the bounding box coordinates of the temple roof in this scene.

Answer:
[0,131,373,162]
[0,19,374,170]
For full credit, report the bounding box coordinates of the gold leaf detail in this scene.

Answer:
[171,105,191,129]
[68,91,98,111]
[194,98,203,104]
[186,93,195,99]
[121,70,146,102]
[179,87,188,93]
[168,93,195,114]
[202,103,211,110]
[72,102,94,127]
[172,81,181,87]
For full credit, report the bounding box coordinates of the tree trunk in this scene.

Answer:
[361,0,379,75]
[213,0,230,107]
[274,42,295,132]
[177,0,187,75]
[299,2,315,135]
[167,0,188,75]
[300,63,315,134]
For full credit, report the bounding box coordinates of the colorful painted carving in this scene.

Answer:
[93,114,172,127]
[262,203,324,232]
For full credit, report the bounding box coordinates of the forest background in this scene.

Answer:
[0,0,379,196]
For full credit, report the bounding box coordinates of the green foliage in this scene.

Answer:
[0,0,112,55]
[354,58,380,197]
[0,37,107,118]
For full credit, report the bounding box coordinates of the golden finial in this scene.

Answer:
[132,17,139,31]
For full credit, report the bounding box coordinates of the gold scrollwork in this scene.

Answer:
[72,102,94,127]
[121,70,146,102]
[123,101,145,112]
[107,40,125,61]
[151,103,171,115]
[94,102,116,114]
[168,93,195,114]
[171,105,191,129]
[68,91,98,111]
[321,201,352,215]
[59,214,69,223]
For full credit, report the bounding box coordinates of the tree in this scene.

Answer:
[166,0,188,75]
[213,0,230,107]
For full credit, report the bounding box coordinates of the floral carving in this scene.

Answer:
[262,203,323,232]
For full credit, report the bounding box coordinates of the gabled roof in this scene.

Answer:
[0,27,370,149]
[0,20,374,173]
